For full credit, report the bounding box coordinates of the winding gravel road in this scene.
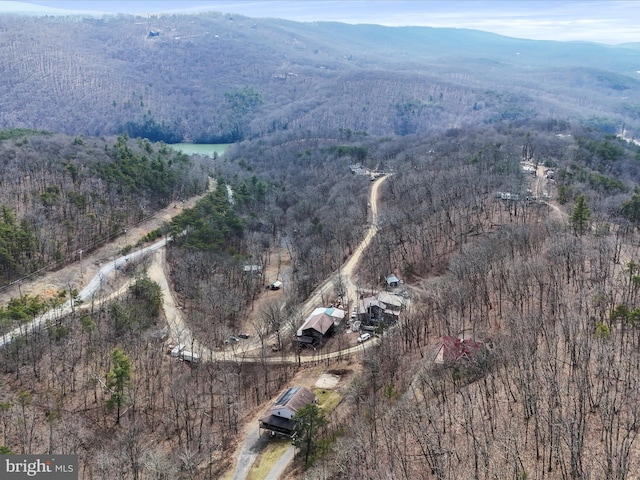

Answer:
[1,175,389,359]
[147,175,390,365]
[0,238,169,349]
[0,174,390,480]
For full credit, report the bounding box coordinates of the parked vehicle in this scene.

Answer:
[180,351,200,363]
[224,336,240,345]
[237,333,250,339]
[357,333,371,343]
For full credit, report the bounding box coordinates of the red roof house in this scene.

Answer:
[435,336,484,364]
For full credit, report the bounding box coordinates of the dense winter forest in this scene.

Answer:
[1,13,640,141]
[2,7,640,480]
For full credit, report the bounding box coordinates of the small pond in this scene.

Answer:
[169,143,229,157]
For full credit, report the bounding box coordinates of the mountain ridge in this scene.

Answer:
[0,11,638,140]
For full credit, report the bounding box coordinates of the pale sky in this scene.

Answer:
[3,1,640,45]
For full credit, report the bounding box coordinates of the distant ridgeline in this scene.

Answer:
[0,13,638,141]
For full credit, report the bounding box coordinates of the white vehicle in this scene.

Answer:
[180,351,200,363]
[357,333,371,343]
[170,344,186,358]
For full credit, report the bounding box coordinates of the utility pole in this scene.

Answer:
[78,249,83,279]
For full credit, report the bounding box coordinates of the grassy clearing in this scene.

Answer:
[246,439,291,480]
[315,388,342,412]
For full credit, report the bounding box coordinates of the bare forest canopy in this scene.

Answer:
[4,121,640,478]
[0,130,210,286]
[6,9,640,480]
[0,12,640,141]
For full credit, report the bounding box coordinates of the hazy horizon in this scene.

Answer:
[1,0,639,45]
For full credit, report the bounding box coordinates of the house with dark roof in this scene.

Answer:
[259,386,317,436]
[357,292,404,325]
[296,307,345,347]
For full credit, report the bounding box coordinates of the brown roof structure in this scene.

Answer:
[300,313,334,335]
[296,307,345,337]
[259,386,317,436]
[274,386,315,411]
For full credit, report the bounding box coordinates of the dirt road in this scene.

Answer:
[341,175,389,305]
[276,174,390,331]
[230,174,389,358]
[0,184,213,306]
[186,174,391,362]
[2,172,389,479]
[533,164,567,221]
[220,176,389,480]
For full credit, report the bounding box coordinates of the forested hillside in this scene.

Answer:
[3,120,640,478]
[0,13,639,141]
[0,130,210,286]
[4,7,640,480]
[307,130,640,480]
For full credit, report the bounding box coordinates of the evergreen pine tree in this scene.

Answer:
[570,194,591,235]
